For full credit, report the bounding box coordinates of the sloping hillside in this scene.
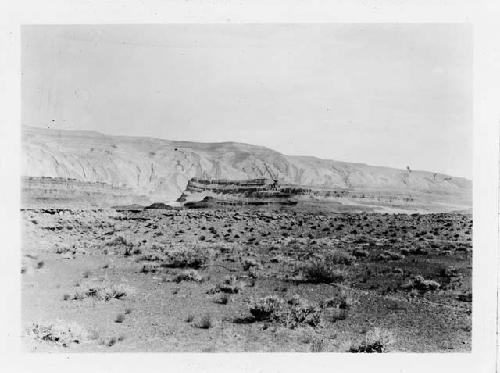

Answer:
[22,126,471,204]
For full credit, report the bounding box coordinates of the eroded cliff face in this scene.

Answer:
[22,126,471,206]
[21,177,151,208]
[177,178,302,204]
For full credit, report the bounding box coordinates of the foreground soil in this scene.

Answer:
[21,205,472,352]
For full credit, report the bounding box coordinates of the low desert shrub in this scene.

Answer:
[319,291,352,323]
[353,249,369,258]
[82,270,92,278]
[310,337,326,352]
[27,321,92,347]
[383,250,405,260]
[98,335,123,347]
[242,257,262,271]
[173,269,203,283]
[401,275,441,292]
[320,290,353,310]
[55,246,71,254]
[349,328,395,353]
[325,250,356,265]
[322,307,348,323]
[299,258,348,284]
[248,295,322,329]
[68,282,134,301]
[457,292,472,302]
[439,265,459,278]
[208,275,244,294]
[213,293,230,305]
[106,236,131,247]
[281,295,322,328]
[194,314,213,329]
[162,248,209,269]
[248,295,285,321]
[400,247,410,255]
[141,263,161,273]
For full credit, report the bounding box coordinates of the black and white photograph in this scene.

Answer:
[18,23,475,353]
[3,1,500,372]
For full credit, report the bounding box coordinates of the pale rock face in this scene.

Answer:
[22,126,471,202]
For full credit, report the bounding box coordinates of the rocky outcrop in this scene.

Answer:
[178,178,301,206]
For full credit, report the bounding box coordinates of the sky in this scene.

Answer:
[22,24,472,178]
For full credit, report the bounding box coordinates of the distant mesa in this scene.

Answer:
[21,126,472,212]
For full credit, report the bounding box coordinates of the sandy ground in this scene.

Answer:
[21,206,472,352]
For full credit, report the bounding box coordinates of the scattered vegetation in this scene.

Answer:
[66,282,134,301]
[22,208,472,352]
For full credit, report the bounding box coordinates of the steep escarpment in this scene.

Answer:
[22,126,471,207]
